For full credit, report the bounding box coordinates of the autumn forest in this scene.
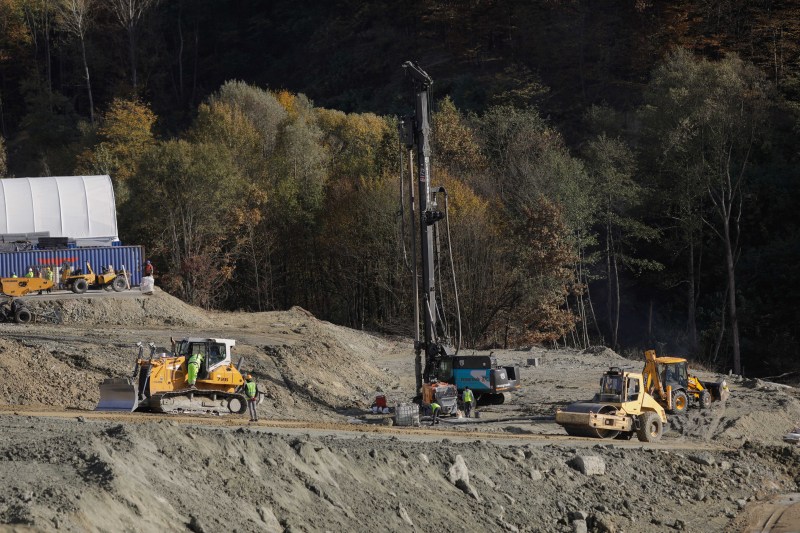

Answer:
[0,0,799,377]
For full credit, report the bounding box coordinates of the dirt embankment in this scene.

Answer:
[1,289,800,532]
[0,415,798,533]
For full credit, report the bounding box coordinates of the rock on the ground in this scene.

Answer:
[569,454,606,476]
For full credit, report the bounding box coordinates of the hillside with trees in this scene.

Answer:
[0,0,798,377]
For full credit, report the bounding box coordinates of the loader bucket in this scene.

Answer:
[96,378,138,412]
[702,379,730,403]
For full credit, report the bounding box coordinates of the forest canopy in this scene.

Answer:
[1,0,799,377]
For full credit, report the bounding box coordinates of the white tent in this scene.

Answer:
[0,175,119,246]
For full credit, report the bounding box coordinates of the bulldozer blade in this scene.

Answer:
[96,378,138,412]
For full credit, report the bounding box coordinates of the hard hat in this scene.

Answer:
[246,374,253,380]
[146,260,151,264]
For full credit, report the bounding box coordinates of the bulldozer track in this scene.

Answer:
[146,389,248,415]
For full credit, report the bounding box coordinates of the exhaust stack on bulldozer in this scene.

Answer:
[96,338,250,415]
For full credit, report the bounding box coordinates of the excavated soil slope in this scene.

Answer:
[1,289,800,532]
[1,415,799,532]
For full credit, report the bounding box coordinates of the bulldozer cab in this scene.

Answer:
[174,338,233,380]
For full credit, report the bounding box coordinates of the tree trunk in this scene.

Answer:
[44,7,52,111]
[177,0,184,101]
[80,37,94,126]
[612,250,620,349]
[605,219,613,346]
[687,238,698,356]
[128,26,137,89]
[723,216,741,374]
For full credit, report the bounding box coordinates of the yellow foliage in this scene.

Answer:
[191,101,262,179]
[317,107,392,185]
[0,0,31,63]
[433,96,485,174]
[434,168,489,222]
[87,98,156,183]
[275,90,298,118]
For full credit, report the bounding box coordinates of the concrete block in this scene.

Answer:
[568,454,606,476]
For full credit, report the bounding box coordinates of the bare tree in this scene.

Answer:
[0,136,7,177]
[109,0,158,90]
[22,0,54,107]
[56,0,95,125]
[639,50,769,374]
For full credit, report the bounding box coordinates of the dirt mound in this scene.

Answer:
[258,308,400,411]
[1,415,798,532]
[580,345,620,358]
[0,302,401,418]
[0,337,105,410]
[22,288,213,327]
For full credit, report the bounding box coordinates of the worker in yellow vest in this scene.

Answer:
[186,351,203,387]
[462,387,475,418]
[245,374,260,422]
[429,401,441,426]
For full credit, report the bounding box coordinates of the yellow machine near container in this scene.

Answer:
[62,261,126,293]
[0,277,53,297]
[555,367,667,442]
[96,338,250,414]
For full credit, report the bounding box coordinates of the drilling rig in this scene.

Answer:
[399,62,520,412]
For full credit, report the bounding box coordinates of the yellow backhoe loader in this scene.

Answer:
[642,349,730,415]
[96,338,251,415]
[555,367,667,442]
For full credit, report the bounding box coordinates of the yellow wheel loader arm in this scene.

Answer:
[0,277,53,297]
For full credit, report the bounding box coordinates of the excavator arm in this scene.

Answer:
[643,350,664,397]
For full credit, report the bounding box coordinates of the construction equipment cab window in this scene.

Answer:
[626,378,640,402]
[599,374,623,402]
[177,341,227,378]
[662,362,688,388]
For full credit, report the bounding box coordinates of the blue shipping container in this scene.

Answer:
[0,245,144,286]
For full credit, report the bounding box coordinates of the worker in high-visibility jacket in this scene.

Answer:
[186,351,203,387]
[25,268,33,278]
[245,374,260,422]
[462,387,475,418]
[429,401,441,426]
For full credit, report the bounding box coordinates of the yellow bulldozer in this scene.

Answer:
[96,338,252,414]
[555,367,667,442]
[642,349,730,415]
